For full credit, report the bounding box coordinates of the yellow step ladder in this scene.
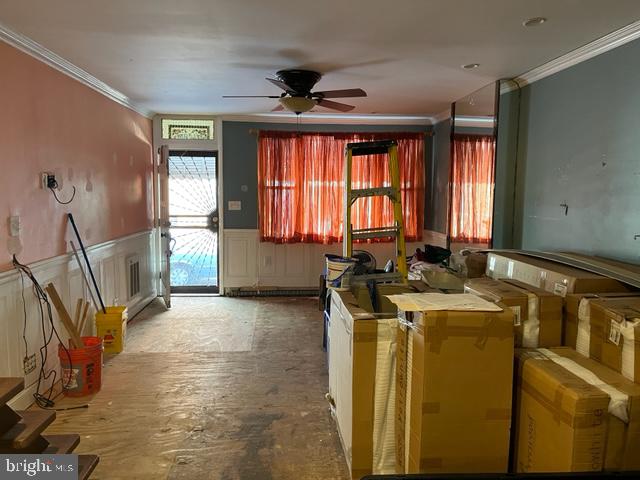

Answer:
[343,139,408,283]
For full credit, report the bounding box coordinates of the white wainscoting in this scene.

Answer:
[223,229,436,289]
[3,230,157,409]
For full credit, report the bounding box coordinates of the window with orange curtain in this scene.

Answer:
[258,131,424,244]
[449,134,495,244]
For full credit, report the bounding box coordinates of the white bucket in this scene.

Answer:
[325,254,356,288]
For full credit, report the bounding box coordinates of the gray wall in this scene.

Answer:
[492,88,520,248]
[509,39,640,261]
[426,119,450,233]
[222,121,432,229]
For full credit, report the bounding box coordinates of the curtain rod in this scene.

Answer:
[248,129,433,136]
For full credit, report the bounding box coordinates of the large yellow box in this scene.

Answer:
[95,306,128,354]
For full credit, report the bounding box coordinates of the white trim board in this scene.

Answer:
[503,19,640,92]
[0,21,153,118]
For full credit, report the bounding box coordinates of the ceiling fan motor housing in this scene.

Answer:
[276,69,322,96]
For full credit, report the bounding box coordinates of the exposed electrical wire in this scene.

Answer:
[49,184,76,205]
[18,268,29,359]
[12,255,79,409]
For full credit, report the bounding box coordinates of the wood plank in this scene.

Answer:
[0,378,24,407]
[73,298,84,330]
[78,454,99,480]
[0,410,55,449]
[45,283,83,348]
[78,301,91,336]
[42,434,80,454]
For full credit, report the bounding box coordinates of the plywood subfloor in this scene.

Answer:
[44,296,349,480]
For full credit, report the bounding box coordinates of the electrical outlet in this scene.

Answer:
[40,172,57,189]
[23,354,36,374]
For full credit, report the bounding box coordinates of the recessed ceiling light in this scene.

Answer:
[462,63,480,70]
[523,17,547,27]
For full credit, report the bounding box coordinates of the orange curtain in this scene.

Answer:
[449,134,495,243]
[258,131,424,244]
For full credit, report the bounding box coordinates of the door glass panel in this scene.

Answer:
[168,151,218,291]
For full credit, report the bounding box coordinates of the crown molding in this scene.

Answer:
[220,113,435,125]
[502,19,640,93]
[0,22,153,118]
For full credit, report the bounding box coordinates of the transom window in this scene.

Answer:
[161,119,214,140]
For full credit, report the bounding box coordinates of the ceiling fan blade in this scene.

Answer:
[313,88,367,99]
[271,104,284,112]
[317,99,355,112]
[223,95,281,98]
[266,77,293,92]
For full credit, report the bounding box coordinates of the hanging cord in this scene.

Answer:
[49,185,76,205]
[12,255,88,410]
[46,176,76,205]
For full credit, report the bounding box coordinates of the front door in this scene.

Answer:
[168,150,219,293]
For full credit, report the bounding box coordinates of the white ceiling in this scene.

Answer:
[1,0,640,116]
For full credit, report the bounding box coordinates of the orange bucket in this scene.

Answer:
[58,336,103,397]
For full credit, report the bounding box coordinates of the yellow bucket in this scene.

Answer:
[95,306,128,354]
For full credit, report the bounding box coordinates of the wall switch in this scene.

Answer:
[228,200,242,211]
[9,215,21,236]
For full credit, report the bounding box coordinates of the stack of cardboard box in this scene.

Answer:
[329,250,639,478]
[483,252,640,474]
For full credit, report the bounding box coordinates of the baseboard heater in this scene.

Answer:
[225,287,319,297]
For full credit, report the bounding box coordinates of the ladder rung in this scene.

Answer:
[352,227,399,239]
[349,187,397,201]
[346,140,397,156]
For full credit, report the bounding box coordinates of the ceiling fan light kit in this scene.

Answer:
[224,68,367,115]
[278,96,316,114]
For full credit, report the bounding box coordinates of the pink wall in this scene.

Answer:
[0,41,154,271]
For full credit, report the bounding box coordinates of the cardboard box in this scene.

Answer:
[328,290,398,479]
[589,297,640,383]
[486,252,628,296]
[464,278,562,348]
[393,299,514,474]
[513,347,640,472]
[449,252,487,278]
[421,270,465,292]
[375,284,416,314]
[563,292,640,353]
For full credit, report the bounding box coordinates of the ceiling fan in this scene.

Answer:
[223,69,367,114]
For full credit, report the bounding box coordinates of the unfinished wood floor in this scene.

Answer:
[45,296,349,480]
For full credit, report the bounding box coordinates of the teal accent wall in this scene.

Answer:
[492,88,520,248]
[222,121,432,229]
[505,38,640,261]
